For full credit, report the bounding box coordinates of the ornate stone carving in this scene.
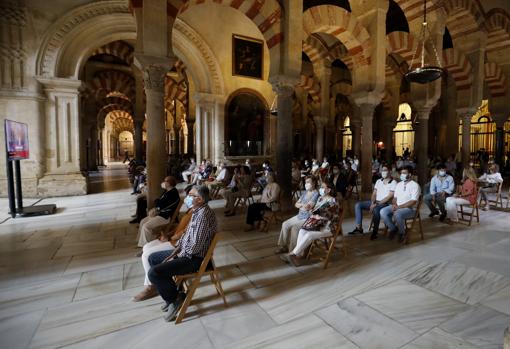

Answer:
[36,0,130,76]
[269,75,298,97]
[142,65,167,91]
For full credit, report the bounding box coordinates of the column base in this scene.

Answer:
[37,173,87,197]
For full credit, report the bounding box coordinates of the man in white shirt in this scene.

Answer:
[349,166,396,240]
[380,167,421,242]
[424,163,455,221]
[478,163,504,210]
[181,158,196,183]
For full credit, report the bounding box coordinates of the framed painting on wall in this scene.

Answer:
[232,34,263,79]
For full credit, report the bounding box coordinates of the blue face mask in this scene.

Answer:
[400,173,408,181]
[184,195,193,209]
[319,188,326,196]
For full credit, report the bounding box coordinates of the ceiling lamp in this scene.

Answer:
[404,0,443,84]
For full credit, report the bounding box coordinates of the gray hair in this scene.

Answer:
[193,185,210,203]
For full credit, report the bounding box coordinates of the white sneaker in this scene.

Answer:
[483,205,489,211]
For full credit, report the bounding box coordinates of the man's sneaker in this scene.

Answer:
[428,210,439,218]
[348,227,363,235]
[132,286,158,302]
[161,302,171,312]
[164,292,186,322]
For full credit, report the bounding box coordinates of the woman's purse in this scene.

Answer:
[301,216,325,231]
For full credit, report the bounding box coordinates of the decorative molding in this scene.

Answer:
[142,65,167,91]
[36,0,130,77]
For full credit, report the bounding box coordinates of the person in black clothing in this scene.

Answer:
[329,163,347,199]
[136,176,181,248]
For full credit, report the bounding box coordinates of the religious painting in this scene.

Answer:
[232,35,263,79]
[225,91,267,156]
[4,119,29,160]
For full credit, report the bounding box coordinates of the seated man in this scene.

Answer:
[206,162,229,193]
[244,174,280,231]
[478,163,504,210]
[132,194,194,302]
[349,165,396,240]
[181,158,196,183]
[424,163,455,221]
[148,185,217,322]
[136,176,181,248]
[380,167,420,242]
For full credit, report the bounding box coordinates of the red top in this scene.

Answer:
[462,179,477,204]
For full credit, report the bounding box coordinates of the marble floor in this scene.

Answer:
[0,163,509,349]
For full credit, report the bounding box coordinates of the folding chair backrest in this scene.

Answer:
[169,199,184,225]
[195,233,220,276]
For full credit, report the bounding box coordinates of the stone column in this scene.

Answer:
[315,116,327,160]
[383,119,395,164]
[351,117,362,158]
[186,119,195,155]
[494,117,506,168]
[317,64,331,158]
[415,108,432,186]
[271,77,295,210]
[213,96,226,164]
[358,104,376,195]
[457,108,476,167]
[141,64,169,208]
[98,126,105,166]
[134,119,144,163]
[194,94,217,162]
[36,77,87,196]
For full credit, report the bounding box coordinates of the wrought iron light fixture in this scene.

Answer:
[404,0,443,84]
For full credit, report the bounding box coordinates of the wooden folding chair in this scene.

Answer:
[504,186,510,209]
[480,182,504,209]
[402,196,424,244]
[174,233,227,324]
[161,200,184,236]
[306,205,346,269]
[457,186,480,226]
[234,192,255,212]
[261,191,283,232]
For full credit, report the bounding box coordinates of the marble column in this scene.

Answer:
[457,108,476,167]
[415,108,432,186]
[36,77,87,196]
[383,120,395,164]
[271,78,295,210]
[494,117,506,168]
[351,117,362,159]
[213,97,226,164]
[142,65,168,208]
[315,116,327,160]
[317,64,332,159]
[134,119,144,163]
[98,126,105,166]
[359,104,376,195]
[186,119,195,155]
[194,94,216,162]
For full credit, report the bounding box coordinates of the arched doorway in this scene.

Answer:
[458,100,495,163]
[342,116,352,158]
[225,90,268,157]
[393,103,414,157]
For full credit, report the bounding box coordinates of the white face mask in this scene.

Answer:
[184,195,193,209]
[161,182,167,189]
[439,170,446,177]
[400,173,408,181]
[319,188,326,196]
[381,171,388,179]
[305,183,312,191]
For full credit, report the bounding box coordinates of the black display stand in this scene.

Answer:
[5,159,56,218]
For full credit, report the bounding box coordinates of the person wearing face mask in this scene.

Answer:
[349,166,396,240]
[206,162,230,197]
[137,176,181,248]
[182,158,197,183]
[478,163,503,210]
[424,164,455,221]
[244,174,281,231]
[132,187,194,302]
[281,181,339,266]
[311,159,320,175]
[445,167,478,224]
[275,177,319,253]
[380,167,421,242]
[329,164,348,199]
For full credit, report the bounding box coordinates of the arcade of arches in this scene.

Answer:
[1,0,510,203]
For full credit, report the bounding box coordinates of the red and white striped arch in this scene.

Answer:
[331,80,352,97]
[303,36,353,72]
[484,62,507,98]
[89,70,135,102]
[393,0,442,23]
[486,8,510,52]
[298,75,321,104]
[165,77,188,111]
[90,41,134,66]
[108,110,135,133]
[443,0,485,40]
[97,101,134,122]
[303,5,371,67]
[442,48,473,91]
[386,31,421,68]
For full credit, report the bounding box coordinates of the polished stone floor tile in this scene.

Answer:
[0,310,46,349]
[316,298,418,349]
[405,261,509,304]
[73,265,123,301]
[440,304,510,348]
[401,327,478,349]
[237,255,300,288]
[224,314,360,349]
[356,279,469,334]
[482,284,510,316]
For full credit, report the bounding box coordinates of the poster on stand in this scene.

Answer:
[4,119,29,160]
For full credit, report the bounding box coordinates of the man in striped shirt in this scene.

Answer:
[148,185,217,322]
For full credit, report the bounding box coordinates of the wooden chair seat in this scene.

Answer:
[261,192,283,232]
[457,187,480,226]
[480,182,504,209]
[306,204,346,269]
[173,233,227,324]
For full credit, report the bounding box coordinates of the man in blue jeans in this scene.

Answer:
[380,167,421,243]
[349,165,396,240]
[424,163,455,221]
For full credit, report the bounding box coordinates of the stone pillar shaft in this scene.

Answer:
[415,109,431,186]
[358,104,375,195]
[134,120,143,163]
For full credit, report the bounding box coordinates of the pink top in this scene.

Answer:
[461,179,477,204]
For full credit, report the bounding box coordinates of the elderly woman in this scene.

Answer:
[244,174,281,231]
[445,168,478,224]
[275,176,319,253]
[280,181,339,266]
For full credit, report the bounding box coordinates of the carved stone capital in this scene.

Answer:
[142,65,167,91]
[269,75,299,97]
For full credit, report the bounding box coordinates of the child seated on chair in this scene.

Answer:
[280,181,339,267]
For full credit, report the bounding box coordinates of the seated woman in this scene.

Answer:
[244,174,281,231]
[132,193,194,302]
[275,176,319,253]
[222,166,252,216]
[280,181,339,266]
[445,167,477,224]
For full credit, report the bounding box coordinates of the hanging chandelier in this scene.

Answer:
[404,0,443,84]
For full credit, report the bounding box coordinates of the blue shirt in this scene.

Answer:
[430,174,455,195]
[297,191,320,220]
